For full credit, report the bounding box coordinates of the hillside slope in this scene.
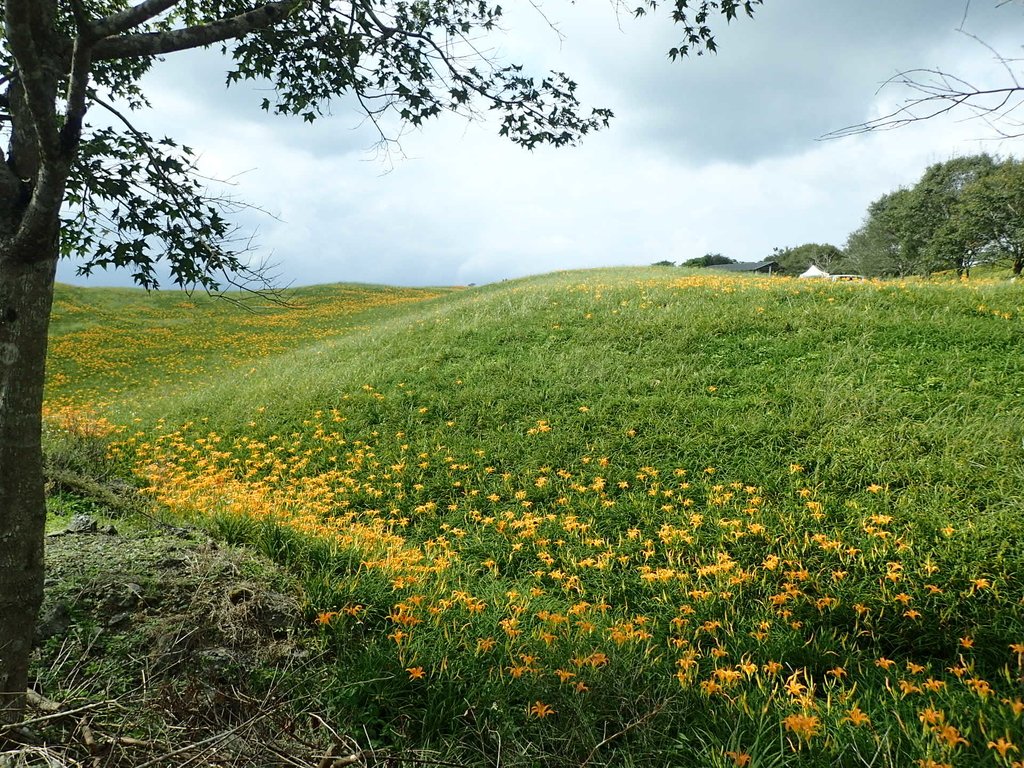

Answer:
[44,269,1024,767]
[113,269,1023,509]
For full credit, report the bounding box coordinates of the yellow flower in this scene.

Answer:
[406,666,425,680]
[724,750,751,766]
[1003,698,1024,716]
[784,672,807,697]
[918,707,945,726]
[988,737,1018,758]
[966,677,993,698]
[529,701,555,719]
[898,679,921,696]
[843,706,870,727]
[932,724,969,749]
[700,679,723,696]
[782,713,820,740]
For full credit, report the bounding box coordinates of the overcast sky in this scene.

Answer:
[59,0,1024,288]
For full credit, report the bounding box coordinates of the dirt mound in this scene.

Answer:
[2,519,361,767]
[41,521,305,676]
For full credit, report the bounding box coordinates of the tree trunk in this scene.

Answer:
[0,244,57,727]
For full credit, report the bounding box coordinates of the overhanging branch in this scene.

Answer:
[823,69,1024,140]
[93,1,304,60]
[93,0,184,39]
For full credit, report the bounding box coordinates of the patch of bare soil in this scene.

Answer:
[1,518,363,768]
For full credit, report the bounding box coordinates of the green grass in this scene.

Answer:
[45,268,1024,766]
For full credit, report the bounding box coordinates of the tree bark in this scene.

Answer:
[0,245,57,727]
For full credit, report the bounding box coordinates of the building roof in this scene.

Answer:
[707,260,780,272]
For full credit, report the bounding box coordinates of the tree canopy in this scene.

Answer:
[843,154,1024,278]
[771,243,844,274]
[934,158,1024,276]
[681,252,736,267]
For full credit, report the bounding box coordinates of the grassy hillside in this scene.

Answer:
[45,269,1024,767]
[46,281,454,411]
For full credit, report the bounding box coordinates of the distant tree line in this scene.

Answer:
[653,253,736,268]
[841,154,1024,277]
[661,154,1024,277]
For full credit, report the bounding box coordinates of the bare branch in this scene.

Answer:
[822,68,1024,140]
[93,1,303,60]
[824,16,1024,142]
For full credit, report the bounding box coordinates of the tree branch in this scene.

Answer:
[60,36,92,158]
[67,0,93,35]
[4,0,61,159]
[93,1,303,60]
[6,161,68,262]
[824,24,1024,141]
[822,68,1024,140]
[93,0,184,39]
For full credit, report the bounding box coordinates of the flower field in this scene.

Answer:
[45,282,449,411]
[45,270,1024,766]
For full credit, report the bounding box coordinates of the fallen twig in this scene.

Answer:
[579,701,667,768]
[0,698,113,734]
[131,713,263,768]
[25,690,62,713]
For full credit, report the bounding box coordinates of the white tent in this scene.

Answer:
[799,264,830,279]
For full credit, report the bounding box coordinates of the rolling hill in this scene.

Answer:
[43,269,1024,767]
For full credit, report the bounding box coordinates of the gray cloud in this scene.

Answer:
[58,1,1024,290]
[556,0,1023,162]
